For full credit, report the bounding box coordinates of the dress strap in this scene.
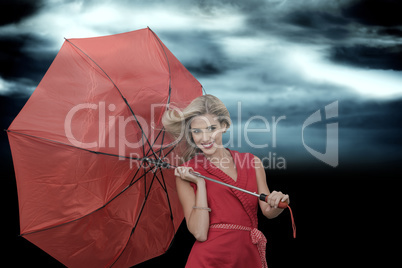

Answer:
[210,224,268,268]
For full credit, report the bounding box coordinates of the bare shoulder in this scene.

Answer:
[252,155,270,195]
[252,155,267,183]
[252,155,264,169]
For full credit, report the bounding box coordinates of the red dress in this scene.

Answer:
[183,149,267,268]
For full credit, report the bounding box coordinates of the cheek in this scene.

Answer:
[212,131,223,142]
[191,133,201,144]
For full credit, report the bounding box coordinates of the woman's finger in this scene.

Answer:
[281,194,289,203]
[267,191,275,204]
[274,196,281,208]
[268,191,289,208]
[267,191,277,207]
[183,167,190,177]
[268,196,276,208]
[175,167,199,182]
[176,167,185,179]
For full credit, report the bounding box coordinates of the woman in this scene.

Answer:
[162,94,290,268]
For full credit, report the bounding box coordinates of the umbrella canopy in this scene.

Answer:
[7,28,202,267]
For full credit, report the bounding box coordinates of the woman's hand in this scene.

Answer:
[175,167,203,184]
[265,190,289,211]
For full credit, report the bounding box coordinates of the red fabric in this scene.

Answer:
[7,28,202,267]
[183,149,266,268]
[210,224,267,268]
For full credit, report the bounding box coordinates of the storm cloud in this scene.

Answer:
[1,0,401,170]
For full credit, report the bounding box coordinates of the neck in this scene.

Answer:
[204,147,229,161]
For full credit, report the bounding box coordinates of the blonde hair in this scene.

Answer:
[162,94,231,162]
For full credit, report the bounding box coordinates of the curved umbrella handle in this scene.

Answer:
[259,193,288,209]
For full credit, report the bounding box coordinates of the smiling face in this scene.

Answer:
[189,114,226,156]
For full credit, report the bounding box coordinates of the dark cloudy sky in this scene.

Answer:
[1,0,402,172]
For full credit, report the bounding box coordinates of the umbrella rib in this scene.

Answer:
[152,142,178,164]
[144,126,178,161]
[20,166,154,237]
[7,130,175,240]
[151,169,167,191]
[141,124,174,192]
[159,169,174,221]
[109,166,159,267]
[158,168,177,253]
[64,38,159,160]
[202,85,207,94]
[159,125,167,158]
[129,159,145,185]
[145,127,172,163]
[7,130,179,171]
[154,123,173,213]
[154,126,168,191]
[5,129,142,161]
[145,126,164,157]
[148,27,172,108]
[7,130,173,181]
[150,141,177,158]
[145,122,176,251]
[161,142,178,159]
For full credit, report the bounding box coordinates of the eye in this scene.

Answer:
[191,129,201,134]
[207,126,217,131]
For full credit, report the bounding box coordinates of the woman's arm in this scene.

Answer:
[254,156,289,219]
[175,167,210,242]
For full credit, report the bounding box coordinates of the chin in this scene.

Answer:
[197,144,218,156]
[200,147,216,156]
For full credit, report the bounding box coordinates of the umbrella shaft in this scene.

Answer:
[141,157,261,199]
[189,171,260,198]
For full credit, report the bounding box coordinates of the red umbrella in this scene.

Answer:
[7,28,202,267]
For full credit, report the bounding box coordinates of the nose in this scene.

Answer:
[201,131,212,142]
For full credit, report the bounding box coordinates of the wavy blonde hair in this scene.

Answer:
[162,94,231,162]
